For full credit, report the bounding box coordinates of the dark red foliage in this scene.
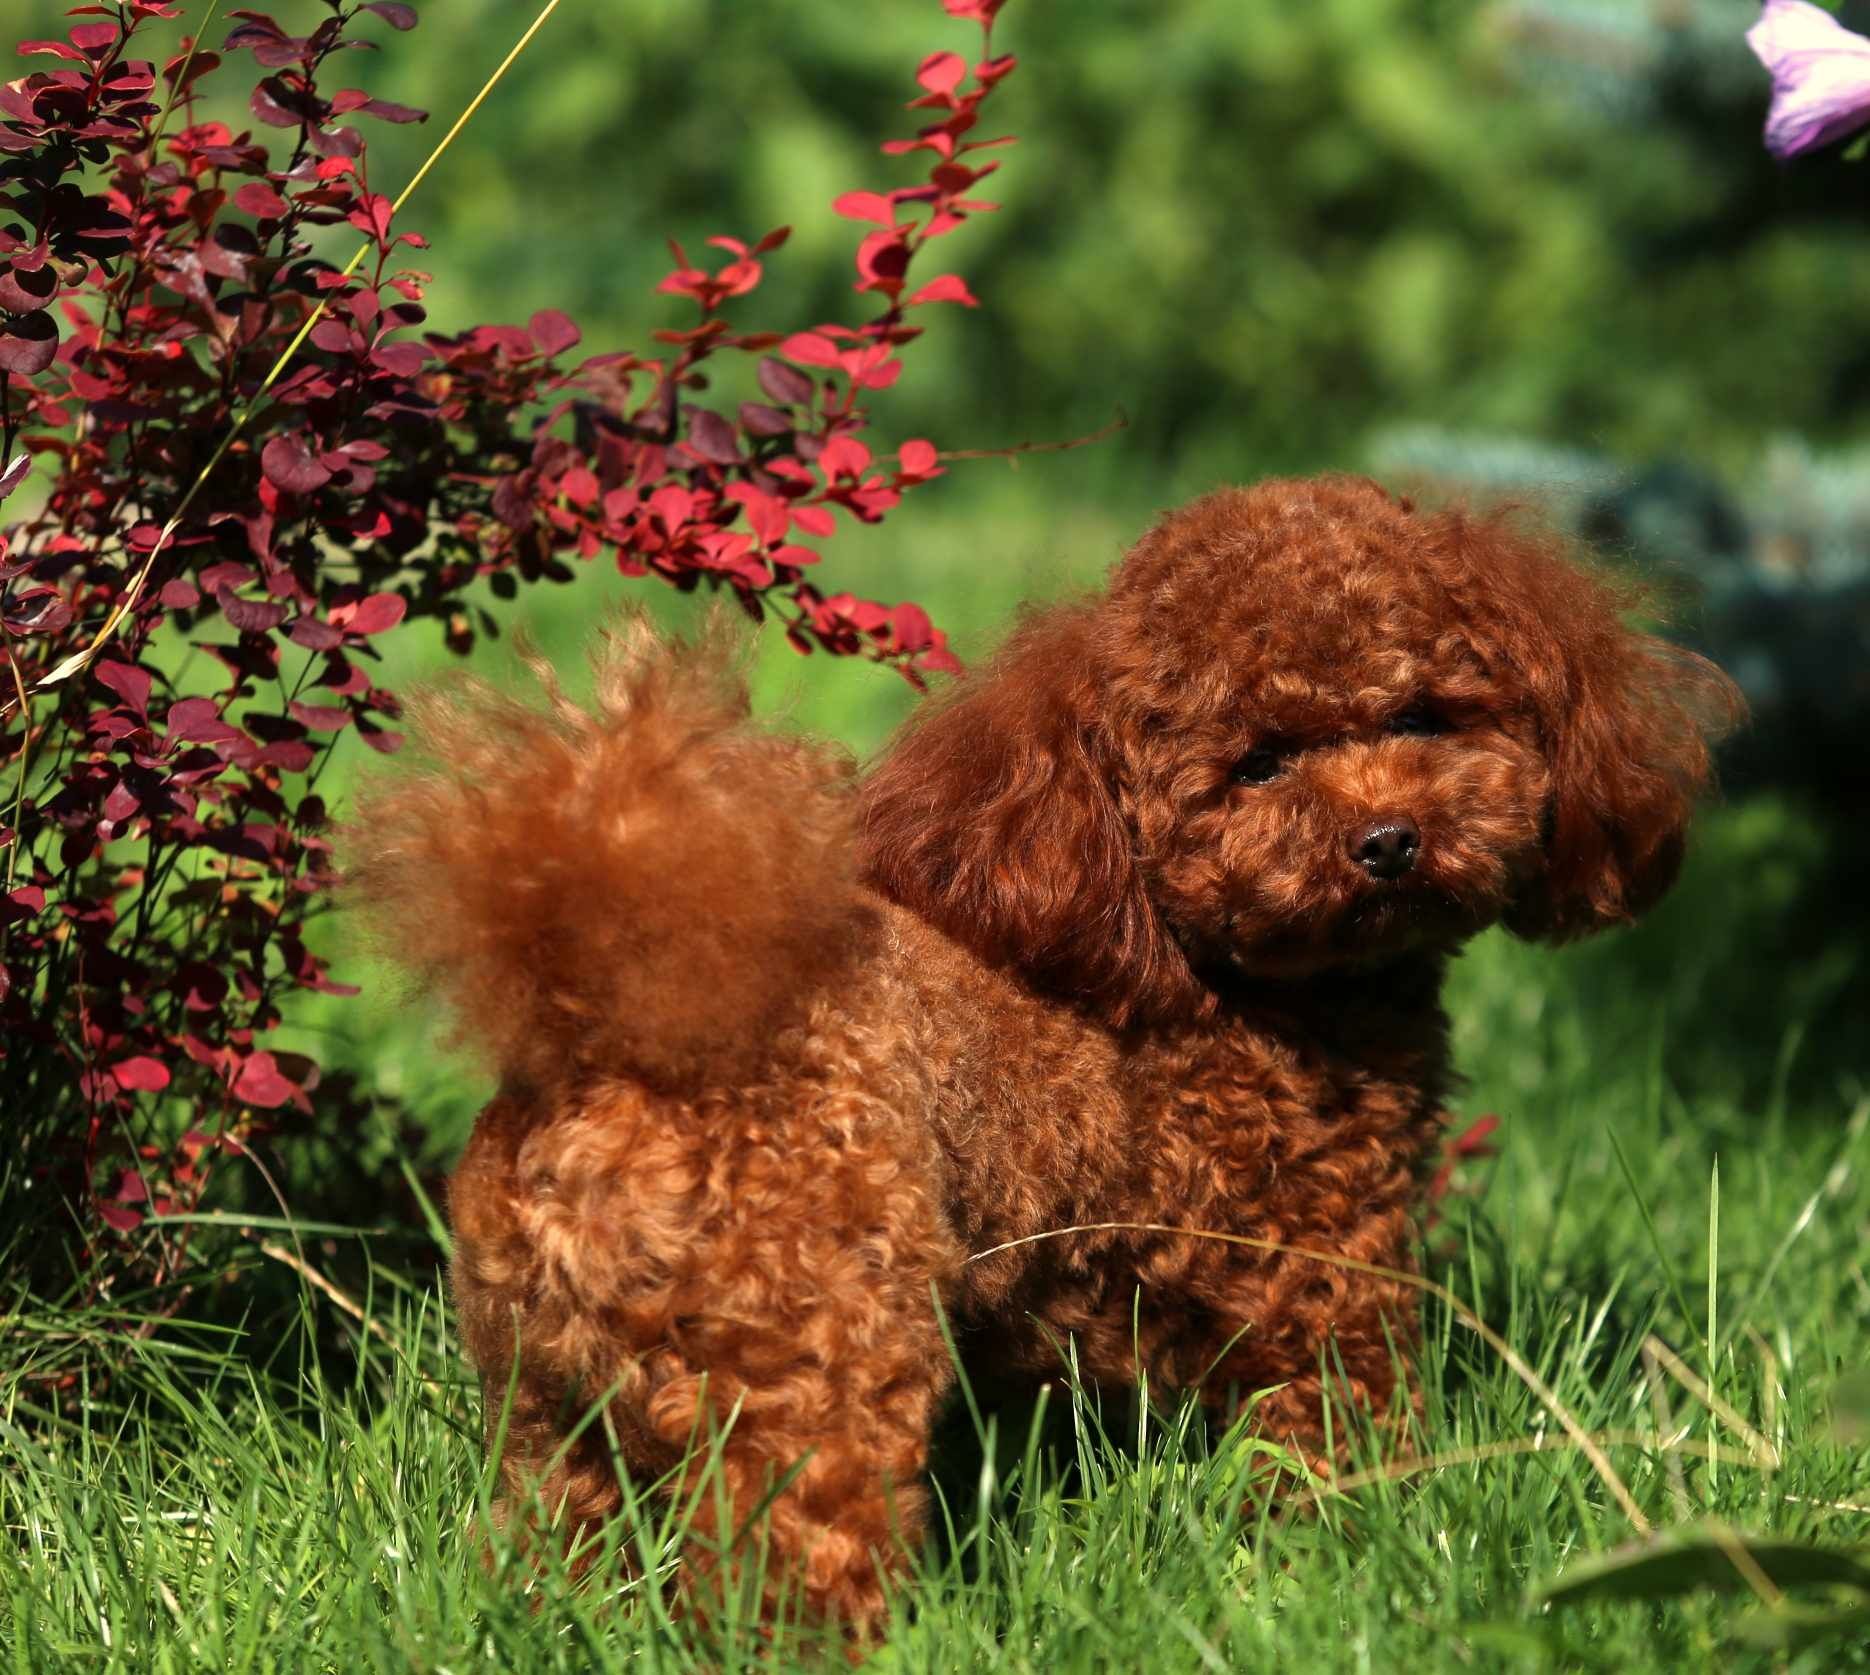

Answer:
[0,0,1017,1275]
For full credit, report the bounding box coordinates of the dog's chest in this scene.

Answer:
[1115,1009,1449,1228]
[946,1007,1450,1337]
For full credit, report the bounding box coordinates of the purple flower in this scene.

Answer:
[1747,0,1870,158]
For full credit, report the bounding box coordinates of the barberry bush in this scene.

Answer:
[0,0,1015,1293]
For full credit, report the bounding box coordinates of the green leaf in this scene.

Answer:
[1738,1599,1870,1653]
[1457,1621,1555,1659]
[1538,1526,1870,1608]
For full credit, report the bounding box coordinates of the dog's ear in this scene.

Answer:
[1442,512,1746,941]
[859,604,1200,1027]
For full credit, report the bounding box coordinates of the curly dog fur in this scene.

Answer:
[345,475,1741,1628]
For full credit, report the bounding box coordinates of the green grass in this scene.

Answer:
[6,795,1870,1671]
[9,479,1868,1668]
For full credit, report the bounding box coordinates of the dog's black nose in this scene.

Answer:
[1350,817,1420,880]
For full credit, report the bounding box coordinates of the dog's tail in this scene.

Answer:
[341,611,878,1097]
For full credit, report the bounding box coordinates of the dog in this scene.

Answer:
[347,474,1741,1628]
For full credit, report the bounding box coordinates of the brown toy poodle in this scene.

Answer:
[348,475,1741,1629]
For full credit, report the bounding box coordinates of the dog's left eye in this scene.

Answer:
[1229,748,1284,786]
[1388,705,1448,738]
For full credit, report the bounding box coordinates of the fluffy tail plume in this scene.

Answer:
[342,612,877,1097]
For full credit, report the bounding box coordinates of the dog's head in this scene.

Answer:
[859,476,1744,1027]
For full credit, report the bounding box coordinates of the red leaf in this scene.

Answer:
[361,0,418,27]
[221,594,288,633]
[234,181,289,219]
[16,40,91,61]
[739,401,792,438]
[2,587,71,637]
[852,353,904,391]
[343,592,405,636]
[260,433,332,495]
[780,331,844,368]
[906,274,979,308]
[897,438,943,481]
[369,341,429,376]
[68,21,121,52]
[346,194,393,244]
[558,465,599,506]
[529,308,581,357]
[890,601,936,650]
[854,230,912,290]
[726,482,789,547]
[916,51,967,96]
[0,264,56,313]
[287,616,344,651]
[329,90,426,123]
[288,699,352,731]
[231,1050,297,1108]
[249,78,299,127]
[163,44,219,89]
[0,310,59,376]
[98,1204,144,1233]
[102,782,139,825]
[758,356,815,406]
[95,660,153,715]
[686,408,740,465]
[112,1055,171,1092]
[166,697,240,746]
[178,965,228,1009]
[819,436,872,479]
[832,191,897,226]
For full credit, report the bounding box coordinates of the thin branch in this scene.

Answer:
[937,406,1128,468]
[1314,1428,1763,1502]
[1782,1492,1870,1516]
[1641,1338,1695,1521]
[1643,1332,1780,1470]
[253,1236,392,1345]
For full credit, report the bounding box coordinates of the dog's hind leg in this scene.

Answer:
[643,1265,955,1631]
[449,1081,961,1632]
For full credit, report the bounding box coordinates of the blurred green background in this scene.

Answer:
[25,0,1866,1151]
[176,0,1870,759]
[27,0,1867,741]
